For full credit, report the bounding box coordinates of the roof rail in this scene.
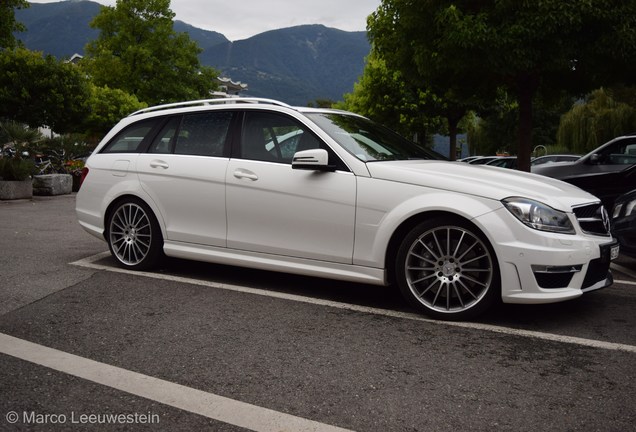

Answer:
[128,97,293,117]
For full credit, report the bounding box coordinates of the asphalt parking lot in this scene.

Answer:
[1,194,635,431]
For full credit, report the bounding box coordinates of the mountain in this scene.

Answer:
[16,1,101,59]
[173,21,228,50]
[201,25,369,104]
[15,1,369,105]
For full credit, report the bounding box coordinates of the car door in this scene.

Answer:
[225,111,356,264]
[137,111,234,247]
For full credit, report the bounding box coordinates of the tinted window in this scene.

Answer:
[101,119,158,154]
[597,138,636,165]
[148,117,180,154]
[241,112,301,163]
[174,112,232,157]
[241,112,346,170]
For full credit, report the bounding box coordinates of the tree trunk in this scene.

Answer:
[448,120,458,161]
[516,75,538,172]
[446,110,465,161]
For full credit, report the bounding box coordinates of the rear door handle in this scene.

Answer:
[150,160,169,169]
[233,169,258,181]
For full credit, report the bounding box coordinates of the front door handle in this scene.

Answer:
[233,169,258,181]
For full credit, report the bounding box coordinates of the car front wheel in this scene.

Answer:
[395,218,500,320]
[106,198,163,270]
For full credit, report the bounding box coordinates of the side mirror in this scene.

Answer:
[590,154,601,164]
[291,149,335,171]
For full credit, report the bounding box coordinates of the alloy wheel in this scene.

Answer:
[404,225,494,315]
[109,202,153,266]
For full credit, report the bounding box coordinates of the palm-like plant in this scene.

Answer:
[0,120,43,157]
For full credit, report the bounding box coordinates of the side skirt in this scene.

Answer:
[163,241,387,286]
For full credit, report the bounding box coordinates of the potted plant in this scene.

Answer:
[65,158,85,192]
[0,157,35,200]
[32,134,94,194]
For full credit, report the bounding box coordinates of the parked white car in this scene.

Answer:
[76,98,619,320]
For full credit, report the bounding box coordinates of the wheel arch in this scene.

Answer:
[389,211,502,319]
[385,211,486,285]
[103,193,166,242]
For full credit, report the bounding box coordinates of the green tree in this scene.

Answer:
[0,48,90,134]
[307,99,337,109]
[84,0,219,105]
[0,0,28,49]
[368,0,636,170]
[469,90,574,156]
[83,84,147,138]
[337,51,441,145]
[557,88,636,153]
[0,120,43,155]
[368,2,494,160]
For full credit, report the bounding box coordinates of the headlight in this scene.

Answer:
[613,203,623,219]
[503,197,575,234]
[613,198,636,219]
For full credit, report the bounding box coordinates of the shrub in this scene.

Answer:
[0,158,35,181]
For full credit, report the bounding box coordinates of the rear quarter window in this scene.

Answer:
[100,119,158,154]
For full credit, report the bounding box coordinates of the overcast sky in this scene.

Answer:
[29,0,382,41]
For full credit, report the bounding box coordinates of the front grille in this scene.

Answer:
[572,203,611,236]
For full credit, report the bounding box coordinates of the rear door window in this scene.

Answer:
[174,112,233,157]
[147,112,234,157]
[148,117,180,154]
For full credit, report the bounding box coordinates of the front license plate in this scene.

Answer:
[610,244,620,261]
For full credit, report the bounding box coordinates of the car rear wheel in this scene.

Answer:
[395,218,500,320]
[107,199,163,270]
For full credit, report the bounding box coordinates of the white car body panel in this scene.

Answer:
[163,240,385,285]
[366,160,598,211]
[137,153,228,247]
[75,153,141,238]
[353,176,502,268]
[225,159,356,263]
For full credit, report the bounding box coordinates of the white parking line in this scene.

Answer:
[615,279,636,286]
[72,252,636,355]
[0,332,353,432]
[612,262,636,280]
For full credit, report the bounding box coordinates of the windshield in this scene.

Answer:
[306,113,445,162]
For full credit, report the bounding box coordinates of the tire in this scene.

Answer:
[106,198,163,270]
[394,217,500,320]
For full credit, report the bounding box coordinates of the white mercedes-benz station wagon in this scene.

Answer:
[76,98,619,320]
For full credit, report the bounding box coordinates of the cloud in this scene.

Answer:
[176,0,380,40]
[30,0,380,41]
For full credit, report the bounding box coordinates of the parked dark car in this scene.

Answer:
[468,156,501,165]
[486,156,517,169]
[457,156,480,163]
[612,189,636,258]
[531,154,581,166]
[532,135,636,209]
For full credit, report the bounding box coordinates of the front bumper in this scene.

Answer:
[476,207,618,304]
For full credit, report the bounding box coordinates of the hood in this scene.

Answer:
[366,160,602,211]
[530,160,582,179]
